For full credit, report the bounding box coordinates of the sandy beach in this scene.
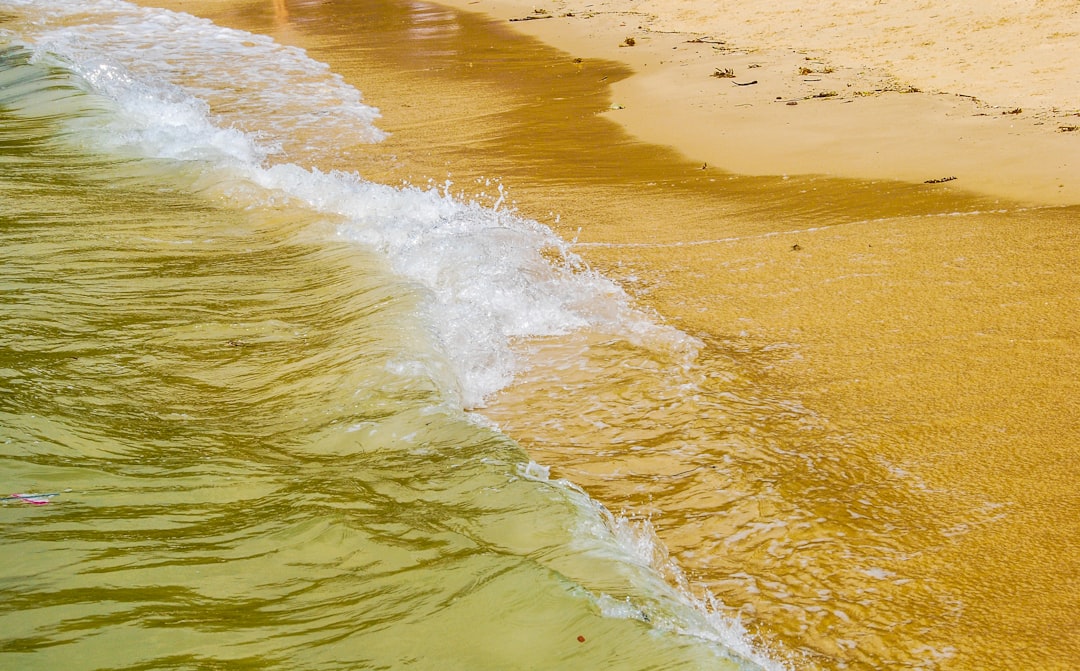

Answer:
[436,0,1080,205]
[130,1,1080,669]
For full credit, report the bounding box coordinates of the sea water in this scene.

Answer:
[0,1,781,669]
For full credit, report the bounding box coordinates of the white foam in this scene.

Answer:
[237,162,695,408]
[8,0,384,160]
[6,0,696,408]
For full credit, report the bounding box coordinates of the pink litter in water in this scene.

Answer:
[9,494,52,505]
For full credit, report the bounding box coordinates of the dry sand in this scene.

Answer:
[436,0,1080,205]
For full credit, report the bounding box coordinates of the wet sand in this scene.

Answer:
[135,1,1080,669]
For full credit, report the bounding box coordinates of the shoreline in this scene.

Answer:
[120,2,1080,668]
[432,0,1079,206]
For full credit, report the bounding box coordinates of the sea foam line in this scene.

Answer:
[3,6,783,666]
